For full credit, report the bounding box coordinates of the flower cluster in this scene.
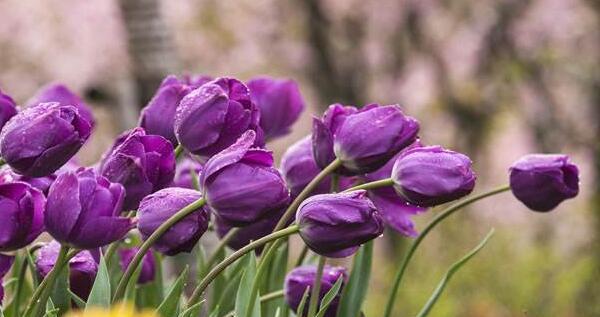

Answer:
[0,75,579,317]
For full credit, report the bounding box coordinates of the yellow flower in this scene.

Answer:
[66,303,157,317]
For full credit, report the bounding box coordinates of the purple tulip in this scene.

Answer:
[0,254,14,302]
[45,168,133,249]
[202,130,290,226]
[296,190,384,258]
[172,157,203,190]
[0,90,18,132]
[119,247,156,284]
[247,76,305,141]
[99,127,176,210]
[174,77,263,161]
[333,104,419,175]
[392,146,476,207]
[137,187,209,256]
[215,210,283,251]
[139,75,192,145]
[509,154,579,212]
[27,83,96,129]
[363,141,426,237]
[0,160,80,195]
[280,136,353,199]
[0,182,45,251]
[36,241,98,300]
[284,265,347,317]
[0,103,91,177]
[312,104,359,171]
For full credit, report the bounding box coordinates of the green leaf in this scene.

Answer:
[68,289,86,309]
[178,300,204,317]
[315,276,344,317]
[208,305,220,317]
[296,287,311,317]
[49,261,70,315]
[44,298,58,317]
[336,242,373,317]
[416,229,495,317]
[215,266,244,314]
[262,242,288,317]
[86,255,111,310]
[156,266,189,317]
[209,247,228,311]
[235,252,261,317]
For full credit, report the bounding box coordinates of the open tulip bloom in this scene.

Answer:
[0,77,581,317]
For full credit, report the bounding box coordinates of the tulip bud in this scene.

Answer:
[119,247,156,284]
[0,254,14,302]
[296,190,384,258]
[247,76,305,141]
[363,141,426,237]
[45,168,133,249]
[0,103,91,177]
[137,188,209,256]
[172,157,203,190]
[333,104,419,175]
[509,154,579,212]
[312,104,359,170]
[139,75,192,145]
[27,83,96,129]
[202,130,290,226]
[174,77,263,161]
[99,127,176,210]
[0,182,45,252]
[284,265,347,317]
[36,241,98,300]
[0,90,18,132]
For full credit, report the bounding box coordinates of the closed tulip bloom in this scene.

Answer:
[392,146,476,207]
[36,241,98,300]
[0,182,45,251]
[119,247,155,284]
[0,103,91,177]
[215,210,283,251]
[137,187,209,255]
[333,104,419,175]
[296,190,384,258]
[172,157,203,190]
[202,130,290,226]
[100,128,176,210]
[0,254,14,302]
[27,83,96,129]
[363,141,426,237]
[0,90,18,132]
[509,154,579,212]
[247,76,305,141]
[312,104,360,170]
[139,75,192,144]
[45,168,133,249]
[174,77,263,161]
[284,265,347,317]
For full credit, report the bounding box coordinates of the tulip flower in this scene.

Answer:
[0,254,14,302]
[45,168,133,249]
[392,146,476,207]
[137,187,209,256]
[0,90,18,132]
[0,103,91,177]
[247,76,305,141]
[509,154,579,212]
[284,265,347,317]
[296,190,384,258]
[0,182,45,251]
[27,83,96,129]
[99,127,175,210]
[36,241,98,300]
[202,130,289,226]
[174,77,263,161]
[172,157,203,190]
[119,247,155,284]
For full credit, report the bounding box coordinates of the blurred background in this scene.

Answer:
[0,0,598,316]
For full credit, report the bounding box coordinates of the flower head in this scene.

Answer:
[284,265,347,317]
[119,247,156,284]
[27,83,96,128]
[0,182,45,251]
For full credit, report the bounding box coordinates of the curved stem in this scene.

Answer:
[0,157,5,167]
[382,185,510,317]
[203,228,240,270]
[307,256,326,317]
[186,225,300,307]
[295,245,309,267]
[342,178,393,193]
[174,144,184,159]
[112,197,206,302]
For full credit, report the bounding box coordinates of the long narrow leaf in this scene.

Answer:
[86,255,111,310]
[315,276,344,317]
[177,300,204,317]
[157,266,189,317]
[235,252,261,317]
[68,289,86,309]
[263,243,288,317]
[295,287,311,317]
[416,229,495,317]
[336,242,373,317]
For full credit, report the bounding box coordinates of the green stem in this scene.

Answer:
[11,251,29,316]
[382,185,511,317]
[186,225,300,307]
[175,144,184,159]
[295,245,309,267]
[307,256,326,317]
[0,157,5,167]
[331,174,340,193]
[112,197,206,302]
[342,178,393,193]
[244,239,285,317]
[204,228,240,270]
[223,290,285,317]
